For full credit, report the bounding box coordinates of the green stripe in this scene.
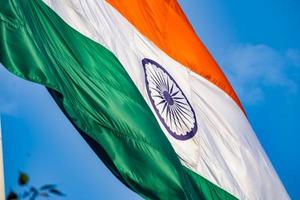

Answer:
[0,1,237,199]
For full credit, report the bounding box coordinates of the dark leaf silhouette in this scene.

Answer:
[39,192,49,198]
[39,184,56,190]
[49,188,65,196]
[7,171,65,199]
[22,191,30,199]
[18,172,29,186]
[29,187,38,200]
[30,187,38,193]
[7,191,18,200]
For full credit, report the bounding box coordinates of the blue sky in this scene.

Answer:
[1,0,300,199]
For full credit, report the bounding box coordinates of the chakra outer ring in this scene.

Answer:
[142,58,198,140]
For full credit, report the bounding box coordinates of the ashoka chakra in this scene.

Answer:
[142,58,197,140]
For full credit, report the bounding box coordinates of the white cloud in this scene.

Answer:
[218,44,299,105]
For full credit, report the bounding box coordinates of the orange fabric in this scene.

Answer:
[106,0,243,111]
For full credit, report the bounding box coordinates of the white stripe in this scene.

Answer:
[42,0,289,199]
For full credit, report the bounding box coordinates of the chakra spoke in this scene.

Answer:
[174,104,193,118]
[170,83,175,94]
[175,109,189,133]
[149,86,162,95]
[166,106,172,128]
[156,99,166,106]
[174,99,189,106]
[157,70,168,89]
[170,107,181,132]
[148,68,164,90]
[170,106,184,132]
[173,96,185,100]
[166,76,170,91]
[153,95,164,99]
[174,102,191,112]
[143,59,197,140]
[174,106,192,128]
[151,67,166,90]
[150,72,162,90]
[171,90,180,97]
[161,101,168,114]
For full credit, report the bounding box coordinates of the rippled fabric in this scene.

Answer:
[39,1,289,199]
[0,1,237,199]
[107,0,243,110]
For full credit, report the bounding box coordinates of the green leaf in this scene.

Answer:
[18,172,29,186]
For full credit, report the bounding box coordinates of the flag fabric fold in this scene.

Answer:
[0,0,289,199]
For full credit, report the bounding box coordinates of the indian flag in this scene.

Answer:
[0,0,289,199]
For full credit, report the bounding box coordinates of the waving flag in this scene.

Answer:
[0,0,289,199]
